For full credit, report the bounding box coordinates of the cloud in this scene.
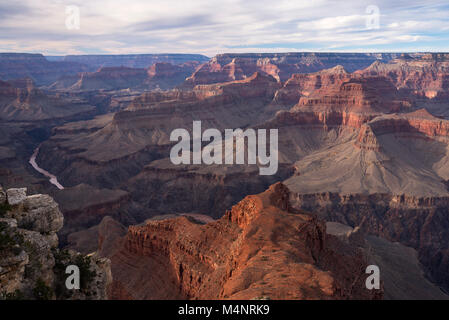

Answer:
[0,0,448,56]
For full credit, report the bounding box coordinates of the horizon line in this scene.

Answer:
[2,51,449,57]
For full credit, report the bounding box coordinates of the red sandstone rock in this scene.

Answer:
[295,76,413,113]
[184,53,398,86]
[357,54,449,100]
[99,183,382,300]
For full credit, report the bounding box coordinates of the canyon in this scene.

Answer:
[2,52,449,299]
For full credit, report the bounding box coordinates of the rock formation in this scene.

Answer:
[295,76,413,113]
[0,186,111,300]
[357,53,449,101]
[185,53,398,86]
[99,183,382,300]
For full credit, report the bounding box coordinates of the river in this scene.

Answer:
[29,146,64,190]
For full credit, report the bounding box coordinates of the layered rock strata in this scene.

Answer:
[99,183,382,300]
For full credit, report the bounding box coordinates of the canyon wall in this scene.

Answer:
[290,191,449,292]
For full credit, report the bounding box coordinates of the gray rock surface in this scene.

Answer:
[0,188,111,300]
[22,194,64,233]
[6,188,27,206]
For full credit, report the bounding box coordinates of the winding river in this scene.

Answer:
[29,146,64,190]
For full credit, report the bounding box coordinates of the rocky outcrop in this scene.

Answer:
[264,109,375,130]
[273,65,351,106]
[0,186,111,300]
[100,183,382,300]
[353,109,449,150]
[353,123,382,151]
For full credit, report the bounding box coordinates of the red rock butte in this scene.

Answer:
[99,183,381,300]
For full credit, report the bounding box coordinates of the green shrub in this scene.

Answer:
[33,278,53,300]
[0,222,26,258]
[12,246,22,255]
[1,289,24,300]
[0,221,7,232]
[0,203,11,217]
[74,255,97,290]
[0,228,15,250]
[53,250,97,299]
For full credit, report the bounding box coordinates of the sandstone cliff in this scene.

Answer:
[358,53,449,100]
[99,183,382,300]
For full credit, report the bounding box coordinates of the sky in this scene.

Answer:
[0,0,449,56]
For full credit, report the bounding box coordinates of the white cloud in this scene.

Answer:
[0,0,448,55]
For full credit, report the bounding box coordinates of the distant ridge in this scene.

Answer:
[46,53,210,69]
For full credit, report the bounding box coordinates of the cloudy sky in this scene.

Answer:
[1,0,449,56]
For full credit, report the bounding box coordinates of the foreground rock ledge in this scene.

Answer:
[0,186,112,300]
